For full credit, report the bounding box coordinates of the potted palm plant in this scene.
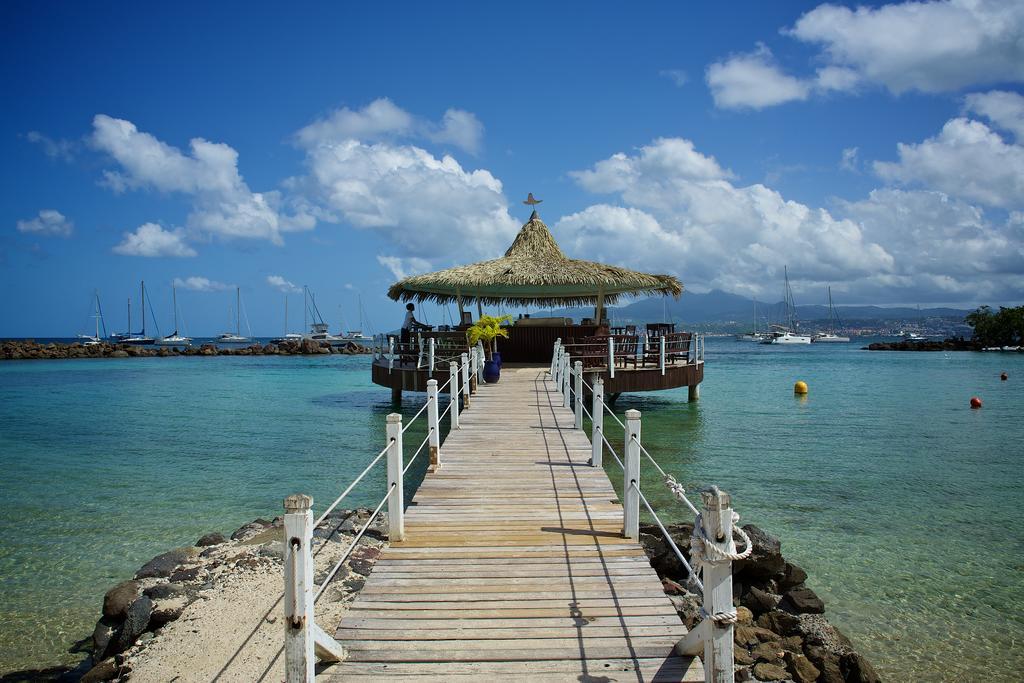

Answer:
[467,314,512,383]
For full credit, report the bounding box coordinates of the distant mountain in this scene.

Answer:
[543,290,971,324]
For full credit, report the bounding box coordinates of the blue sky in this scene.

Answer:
[3,1,1023,336]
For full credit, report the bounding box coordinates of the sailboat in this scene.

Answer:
[767,266,811,344]
[123,281,157,345]
[270,294,303,344]
[303,286,345,345]
[77,290,107,345]
[217,287,251,343]
[339,294,374,343]
[735,299,768,342]
[813,286,850,343]
[156,283,192,346]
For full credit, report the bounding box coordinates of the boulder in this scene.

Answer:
[169,566,205,583]
[751,640,784,663]
[110,350,129,358]
[785,651,820,683]
[778,561,808,591]
[195,532,226,547]
[780,586,825,614]
[734,525,785,580]
[110,595,152,653]
[804,644,844,683]
[258,541,285,560]
[91,617,119,656]
[751,661,789,681]
[81,657,122,683]
[799,614,853,655]
[231,518,273,541]
[757,609,801,637]
[150,599,188,628]
[741,585,781,615]
[102,580,141,619]
[143,582,187,600]
[840,652,881,683]
[734,624,780,647]
[736,606,754,625]
[135,548,194,579]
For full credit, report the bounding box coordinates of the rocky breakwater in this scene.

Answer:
[864,337,979,352]
[640,522,880,683]
[67,508,387,682]
[0,338,372,360]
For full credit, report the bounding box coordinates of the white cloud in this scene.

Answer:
[789,0,1024,95]
[706,44,811,110]
[173,276,230,292]
[25,131,75,161]
[964,90,1024,140]
[113,223,196,258]
[659,69,689,87]
[874,117,1024,209]
[840,147,860,172]
[16,209,73,237]
[296,98,484,154]
[266,275,301,293]
[377,255,431,281]
[91,115,312,246]
[299,138,518,260]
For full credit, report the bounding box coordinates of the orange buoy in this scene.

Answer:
[1001,372,1008,381]
[794,380,808,395]
[970,396,983,409]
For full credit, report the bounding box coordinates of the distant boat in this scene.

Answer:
[900,331,926,342]
[767,267,811,344]
[270,294,304,344]
[217,287,251,344]
[303,286,344,345]
[338,294,374,344]
[813,286,850,343]
[77,290,107,345]
[122,281,156,345]
[156,283,192,346]
[736,298,769,342]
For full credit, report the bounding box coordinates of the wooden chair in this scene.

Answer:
[664,332,692,364]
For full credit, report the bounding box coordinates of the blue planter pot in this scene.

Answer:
[492,351,502,368]
[483,359,501,383]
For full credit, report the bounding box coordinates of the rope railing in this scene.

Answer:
[547,338,744,681]
[403,432,431,476]
[313,441,391,528]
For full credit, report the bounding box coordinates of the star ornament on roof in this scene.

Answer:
[523,192,543,206]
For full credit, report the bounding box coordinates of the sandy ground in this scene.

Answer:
[121,519,383,682]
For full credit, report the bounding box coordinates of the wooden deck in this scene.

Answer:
[322,367,702,681]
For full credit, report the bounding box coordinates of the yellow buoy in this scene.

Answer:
[794,380,808,394]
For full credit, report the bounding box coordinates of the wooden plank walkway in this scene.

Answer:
[322,367,702,681]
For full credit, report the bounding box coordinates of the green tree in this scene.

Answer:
[966,305,1024,346]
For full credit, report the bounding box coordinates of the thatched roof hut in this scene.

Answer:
[387,211,682,309]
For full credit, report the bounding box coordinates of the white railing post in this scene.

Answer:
[553,344,562,384]
[591,377,603,467]
[416,333,423,368]
[660,334,666,375]
[623,409,641,540]
[550,339,561,376]
[701,487,737,683]
[574,360,583,429]
[427,379,441,471]
[476,343,485,384]
[640,332,647,366]
[469,348,477,392]
[608,336,615,379]
[283,494,315,682]
[562,355,571,408]
[461,352,471,409]
[388,336,394,372]
[428,337,435,377]
[449,361,460,430]
[385,414,405,541]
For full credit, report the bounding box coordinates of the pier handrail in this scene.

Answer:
[282,352,476,682]
[552,340,749,683]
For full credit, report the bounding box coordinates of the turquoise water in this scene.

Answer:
[0,342,1022,680]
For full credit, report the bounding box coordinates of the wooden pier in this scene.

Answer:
[321,367,702,681]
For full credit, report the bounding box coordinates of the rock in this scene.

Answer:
[231,518,273,541]
[780,586,825,614]
[169,566,205,583]
[110,595,152,653]
[661,576,686,595]
[91,617,119,656]
[785,651,820,683]
[751,661,790,681]
[196,532,225,547]
[110,350,129,358]
[259,541,285,560]
[135,548,194,579]
[779,562,808,591]
[804,645,844,683]
[757,610,801,637]
[150,600,187,628]
[742,585,781,615]
[143,583,187,600]
[735,624,780,647]
[736,606,754,625]
[734,525,785,580]
[751,640,784,663]
[780,635,804,652]
[734,647,755,666]
[798,614,852,655]
[841,652,881,683]
[102,580,141,618]
[81,657,121,683]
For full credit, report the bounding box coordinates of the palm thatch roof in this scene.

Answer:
[387,211,683,307]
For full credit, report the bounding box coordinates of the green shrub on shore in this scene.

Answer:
[966,305,1024,346]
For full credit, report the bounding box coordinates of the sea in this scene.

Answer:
[0,337,1021,680]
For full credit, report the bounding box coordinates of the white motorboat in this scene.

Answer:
[767,267,812,345]
[771,330,812,344]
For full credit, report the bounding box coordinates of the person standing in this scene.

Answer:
[401,302,428,344]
